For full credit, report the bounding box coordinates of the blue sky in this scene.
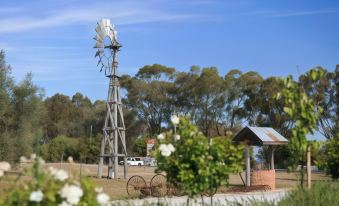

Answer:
[1,0,338,103]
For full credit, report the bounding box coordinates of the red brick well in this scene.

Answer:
[250,169,275,189]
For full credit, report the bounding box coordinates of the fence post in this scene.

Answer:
[245,145,251,186]
[307,146,311,189]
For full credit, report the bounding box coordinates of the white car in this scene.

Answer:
[119,157,144,166]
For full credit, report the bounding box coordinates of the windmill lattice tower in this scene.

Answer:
[94,19,128,179]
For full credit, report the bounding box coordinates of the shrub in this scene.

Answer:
[155,116,244,197]
[277,183,339,206]
[41,136,79,162]
[0,155,111,206]
[322,139,339,179]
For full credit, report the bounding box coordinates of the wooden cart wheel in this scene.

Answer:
[168,182,185,197]
[127,175,147,197]
[150,174,168,197]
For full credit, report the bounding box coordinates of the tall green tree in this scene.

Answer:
[194,67,225,137]
[278,68,324,186]
[0,50,14,161]
[121,64,175,136]
[299,67,336,139]
[10,73,45,159]
[44,93,80,138]
[335,65,339,138]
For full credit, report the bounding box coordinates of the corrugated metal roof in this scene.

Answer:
[233,126,288,146]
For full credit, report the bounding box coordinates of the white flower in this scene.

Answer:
[29,190,44,202]
[20,156,28,163]
[59,184,83,205]
[97,193,111,206]
[59,201,71,206]
[174,134,180,141]
[159,144,170,157]
[170,115,179,125]
[30,153,37,160]
[159,144,175,157]
[95,187,103,193]
[39,158,46,165]
[226,131,233,136]
[0,170,4,177]
[49,167,68,181]
[67,156,74,163]
[157,134,165,140]
[0,162,11,171]
[167,144,175,152]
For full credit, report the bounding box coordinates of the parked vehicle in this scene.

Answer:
[144,156,157,167]
[119,157,144,166]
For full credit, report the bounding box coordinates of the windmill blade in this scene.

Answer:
[94,42,104,48]
[93,34,103,43]
[103,27,111,36]
[113,30,118,40]
[95,24,102,33]
[101,19,111,27]
[100,64,104,72]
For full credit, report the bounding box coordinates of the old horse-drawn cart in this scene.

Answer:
[126,174,216,198]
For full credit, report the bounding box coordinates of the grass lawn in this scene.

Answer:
[0,162,332,200]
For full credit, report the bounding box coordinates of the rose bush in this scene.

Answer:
[155,116,244,197]
[0,155,112,206]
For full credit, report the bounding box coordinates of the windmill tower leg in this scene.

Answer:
[97,137,105,178]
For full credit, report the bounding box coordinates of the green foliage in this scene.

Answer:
[299,67,336,139]
[321,139,339,179]
[78,134,101,163]
[278,72,322,155]
[0,158,104,206]
[155,117,243,197]
[0,52,45,162]
[277,183,339,206]
[133,136,147,157]
[121,64,175,136]
[277,68,324,186]
[41,136,79,162]
[244,183,339,206]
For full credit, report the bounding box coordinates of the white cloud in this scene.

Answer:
[242,9,337,18]
[268,9,337,17]
[0,1,202,34]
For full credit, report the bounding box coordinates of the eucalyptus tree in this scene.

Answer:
[334,65,339,139]
[44,94,80,138]
[223,70,263,133]
[250,77,292,135]
[0,50,13,135]
[0,50,14,161]
[172,66,200,119]
[299,67,336,139]
[240,71,264,125]
[5,74,44,161]
[71,92,95,137]
[193,67,226,137]
[121,64,176,136]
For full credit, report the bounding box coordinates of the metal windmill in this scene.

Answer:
[94,19,128,179]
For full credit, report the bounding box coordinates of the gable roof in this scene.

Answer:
[233,126,288,146]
